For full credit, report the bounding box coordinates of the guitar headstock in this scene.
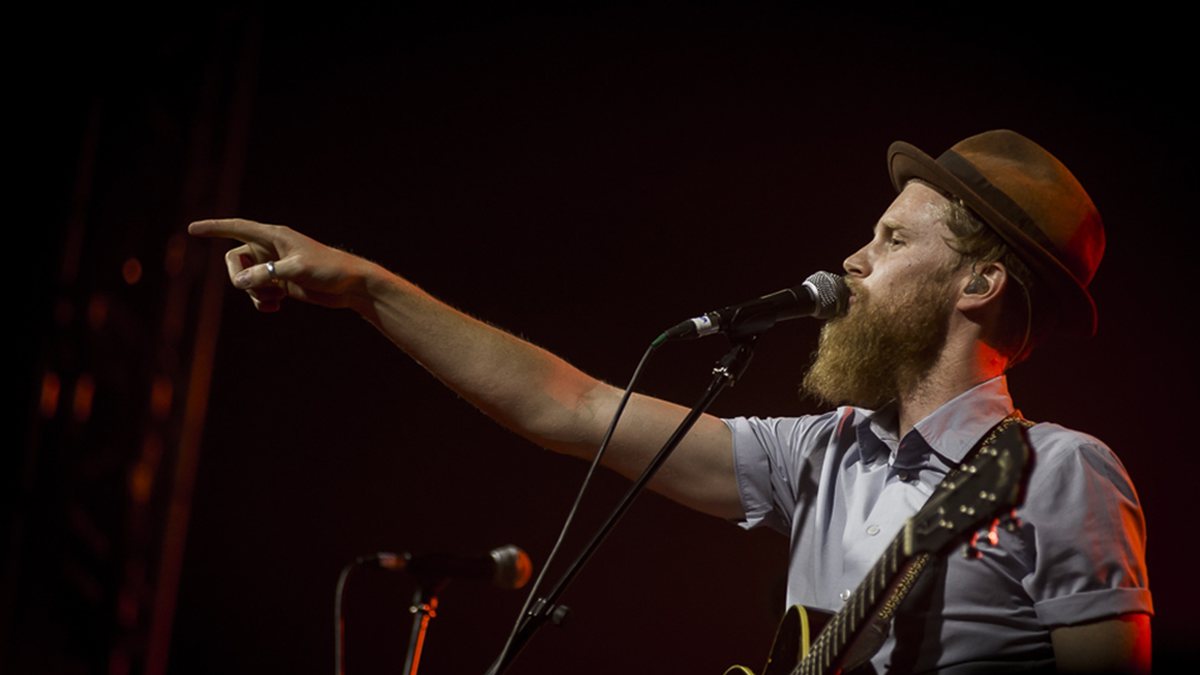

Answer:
[904,421,1033,557]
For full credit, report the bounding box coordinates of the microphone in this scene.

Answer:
[657,271,849,343]
[374,544,533,590]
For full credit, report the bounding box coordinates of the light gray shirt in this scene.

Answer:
[725,376,1152,672]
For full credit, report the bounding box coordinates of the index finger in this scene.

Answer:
[188,218,278,245]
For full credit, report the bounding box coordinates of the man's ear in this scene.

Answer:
[957,261,1007,311]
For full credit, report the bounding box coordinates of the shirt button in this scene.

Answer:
[839,589,851,602]
[898,471,911,482]
[866,524,880,536]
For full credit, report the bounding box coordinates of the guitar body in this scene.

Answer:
[724,606,885,675]
[723,605,815,675]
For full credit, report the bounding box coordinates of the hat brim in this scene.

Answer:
[887,140,1098,338]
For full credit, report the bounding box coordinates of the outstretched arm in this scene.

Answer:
[188,218,741,519]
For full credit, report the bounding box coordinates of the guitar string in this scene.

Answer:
[800,533,903,675]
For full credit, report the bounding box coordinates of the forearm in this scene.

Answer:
[1051,614,1152,674]
[351,262,739,517]
[350,260,606,453]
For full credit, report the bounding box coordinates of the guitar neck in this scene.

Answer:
[796,530,931,675]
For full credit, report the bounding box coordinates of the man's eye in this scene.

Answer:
[887,236,904,247]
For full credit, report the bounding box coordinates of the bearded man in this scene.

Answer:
[191,130,1152,672]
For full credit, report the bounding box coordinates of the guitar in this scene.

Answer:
[725,418,1033,675]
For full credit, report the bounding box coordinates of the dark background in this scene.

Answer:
[14,4,1195,673]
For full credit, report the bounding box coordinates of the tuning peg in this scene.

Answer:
[1003,509,1023,533]
[986,518,1000,546]
[963,532,983,559]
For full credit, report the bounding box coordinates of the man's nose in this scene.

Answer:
[843,245,869,277]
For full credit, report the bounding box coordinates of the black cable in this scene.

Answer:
[490,341,659,670]
[334,554,381,675]
[335,342,660,674]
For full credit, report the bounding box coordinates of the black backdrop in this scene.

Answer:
[22,5,1195,673]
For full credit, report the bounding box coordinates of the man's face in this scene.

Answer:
[802,182,966,409]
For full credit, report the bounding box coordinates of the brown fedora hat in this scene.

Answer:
[888,129,1105,337]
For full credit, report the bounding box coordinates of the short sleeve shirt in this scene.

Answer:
[724,376,1152,673]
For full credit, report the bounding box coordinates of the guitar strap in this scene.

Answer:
[919,411,1032,555]
[931,413,1033,500]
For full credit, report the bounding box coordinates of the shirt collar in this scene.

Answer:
[854,376,1016,466]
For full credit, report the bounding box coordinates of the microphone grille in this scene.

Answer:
[489,545,534,590]
[805,271,849,319]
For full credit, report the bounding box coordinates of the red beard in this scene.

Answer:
[802,273,956,410]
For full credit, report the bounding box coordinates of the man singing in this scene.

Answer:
[191,130,1152,672]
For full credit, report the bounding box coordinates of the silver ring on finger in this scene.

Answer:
[266,260,283,286]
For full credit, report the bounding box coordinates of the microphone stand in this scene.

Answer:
[404,577,447,675]
[486,335,759,675]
